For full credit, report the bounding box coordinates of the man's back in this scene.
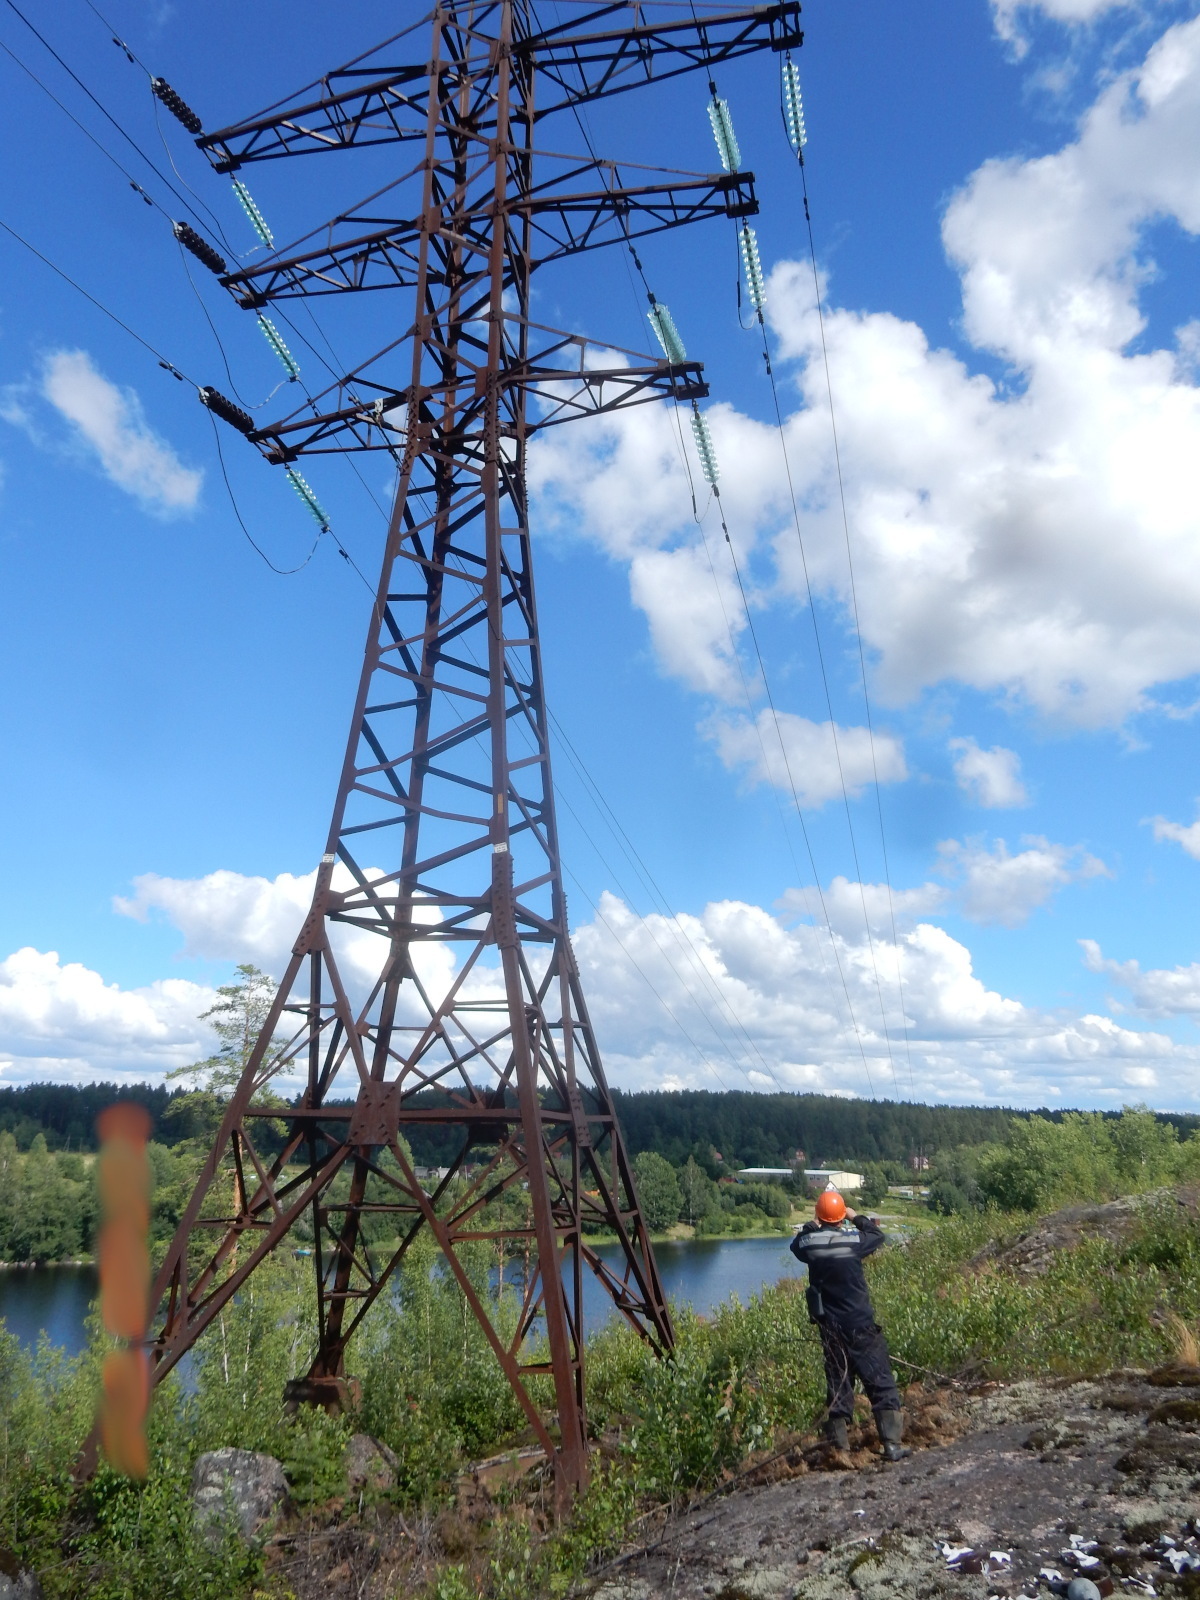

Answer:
[789,1214,886,1327]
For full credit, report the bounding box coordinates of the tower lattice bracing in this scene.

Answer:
[149,0,801,1494]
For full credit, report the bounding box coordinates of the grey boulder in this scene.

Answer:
[0,1567,43,1600]
[344,1432,398,1493]
[1065,1581,1102,1600]
[191,1447,287,1546]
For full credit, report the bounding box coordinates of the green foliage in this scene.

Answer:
[423,1565,477,1600]
[282,1409,348,1509]
[631,1151,682,1232]
[351,1235,525,1498]
[13,1118,1200,1598]
[75,1419,262,1600]
[726,1181,791,1220]
[678,1156,718,1226]
[858,1166,889,1207]
[933,1106,1192,1216]
[190,1254,316,1459]
[0,1131,92,1263]
[166,966,285,1103]
[609,1087,1020,1168]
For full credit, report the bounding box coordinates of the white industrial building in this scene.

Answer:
[736,1166,866,1190]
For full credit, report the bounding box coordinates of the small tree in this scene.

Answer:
[168,964,282,1098]
[166,965,285,1247]
[858,1166,889,1207]
[631,1151,683,1234]
[678,1155,717,1228]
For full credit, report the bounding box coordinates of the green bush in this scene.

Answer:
[933,1106,1196,1217]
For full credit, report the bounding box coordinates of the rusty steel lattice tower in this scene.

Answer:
[152,0,801,1494]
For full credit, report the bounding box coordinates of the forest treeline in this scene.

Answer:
[5,1084,1200,1261]
[8,1080,1197,1165]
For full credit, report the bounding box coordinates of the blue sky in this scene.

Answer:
[2,0,1200,1109]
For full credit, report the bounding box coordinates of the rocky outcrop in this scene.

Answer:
[969,1188,1199,1278]
[343,1433,398,1494]
[191,1447,287,1547]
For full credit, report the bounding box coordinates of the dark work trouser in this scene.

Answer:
[817,1319,902,1420]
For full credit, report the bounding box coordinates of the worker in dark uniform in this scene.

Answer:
[789,1186,911,1460]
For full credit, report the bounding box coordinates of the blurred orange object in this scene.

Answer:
[100,1349,149,1479]
[96,1102,152,1477]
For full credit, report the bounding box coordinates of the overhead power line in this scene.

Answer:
[694,68,905,1095]
[2,0,234,250]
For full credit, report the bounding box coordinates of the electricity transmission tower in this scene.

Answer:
[152,0,801,1495]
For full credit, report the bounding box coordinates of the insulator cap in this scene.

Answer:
[232,179,274,248]
[152,78,202,135]
[782,58,808,151]
[648,304,687,365]
[740,224,767,313]
[198,386,254,435]
[690,409,720,487]
[172,221,226,276]
[285,468,329,530]
[256,315,301,380]
[707,96,742,174]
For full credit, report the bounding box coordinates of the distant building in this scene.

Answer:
[909,1154,930,1172]
[802,1167,865,1192]
[727,1162,870,1190]
[413,1165,452,1191]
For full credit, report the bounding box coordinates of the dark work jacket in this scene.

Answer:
[788,1215,887,1330]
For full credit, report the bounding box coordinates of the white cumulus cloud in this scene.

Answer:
[993,0,1145,45]
[40,349,201,514]
[87,864,1192,1107]
[0,946,212,1085]
[707,709,907,808]
[574,890,1186,1104]
[114,865,459,1001]
[937,835,1109,925]
[1148,805,1200,858]
[950,737,1030,808]
[1082,938,1200,1015]
[531,15,1200,730]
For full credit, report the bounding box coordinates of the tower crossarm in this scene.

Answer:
[524,1,802,117]
[236,318,710,460]
[196,3,800,169]
[221,166,757,307]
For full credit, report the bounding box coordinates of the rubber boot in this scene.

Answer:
[824,1416,850,1451]
[876,1410,911,1462]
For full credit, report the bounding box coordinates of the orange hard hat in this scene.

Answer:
[815,1188,846,1224]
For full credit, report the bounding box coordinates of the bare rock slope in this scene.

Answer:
[592,1369,1200,1600]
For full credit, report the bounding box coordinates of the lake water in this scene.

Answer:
[0,1235,803,1357]
[0,1262,98,1355]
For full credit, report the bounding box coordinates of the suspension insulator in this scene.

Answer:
[198,386,254,434]
[172,221,226,276]
[151,77,202,135]
[740,224,766,313]
[690,408,720,487]
[257,316,301,380]
[782,57,808,151]
[286,468,329,529]
[707,96,741,174]
[647,303,687,365]
[231,179,274,248]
